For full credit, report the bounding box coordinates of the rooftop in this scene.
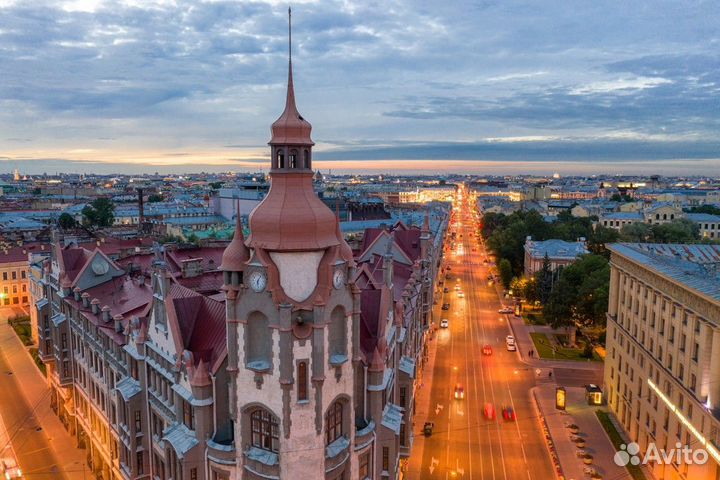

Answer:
[609,243,720,304]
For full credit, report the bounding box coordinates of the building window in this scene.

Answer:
[183,400,194,430]
[297,361,308,402]
[134,410,141,431]
[11,271,16,280]
[136,452,143,475]
[190,468,197,480]
[325,401,344,445]
[382,446,389,471]
[400,387,407,409]
[329,306,347,360]
[250,408,279,452]
[359,452,370,479]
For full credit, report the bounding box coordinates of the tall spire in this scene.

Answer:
[270,7,313,147]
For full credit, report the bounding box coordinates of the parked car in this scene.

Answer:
[482,345,493,356]
[1,458,22,479]
[442,303,450,310]
[498,306,513,314]
[440,319,449,328]
[454,384,465,400]
[502,406,516,421]
[443,287,449,293]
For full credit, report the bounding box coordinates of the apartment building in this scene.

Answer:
[604,243,720,480]
[36,239,231,480]
[0,246,31,309]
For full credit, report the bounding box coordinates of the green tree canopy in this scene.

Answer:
[81,197,115,228]
[58,212,77,230]
[498,259,513,289]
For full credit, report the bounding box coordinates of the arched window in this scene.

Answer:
[663,214,667,220]
[246,311,271,371]
[303,150,310,169]
[289,149,298,169]
[277,150,285,169]
[297,361,308,402]
[325,401,343,445]
[329,306,347,362]
[250,408,279,452]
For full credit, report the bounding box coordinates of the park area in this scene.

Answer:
[530,332,601,362]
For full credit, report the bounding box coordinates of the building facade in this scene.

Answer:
[604,243,720,480]
[523,236,588,277]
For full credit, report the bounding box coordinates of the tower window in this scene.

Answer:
[297,361,308,402]
[289,150,298,168]
[325,400,344,445]
[250,408,279,452]
[277,151,285,169]
[303,150,309,168]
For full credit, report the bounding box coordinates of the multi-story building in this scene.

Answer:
[685,213,720,240]
[604,243,720,480]
[523,236,588,277]
[0,246,34,309]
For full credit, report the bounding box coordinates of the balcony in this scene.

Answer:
[325,435,350,474]
[207,425,235,466]
[354,418,375,451]
[243,446,280,480]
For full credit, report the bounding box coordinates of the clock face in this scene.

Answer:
[248,271,267,292]
[333,269,345,289]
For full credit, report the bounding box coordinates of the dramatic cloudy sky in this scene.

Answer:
[0,0,718,175]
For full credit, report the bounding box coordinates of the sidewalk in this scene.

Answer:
[534,384,630,480]
[0,320,87,480]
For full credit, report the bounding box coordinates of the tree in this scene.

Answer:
[58,213,77,230]
[209,181,224,190]
[148,193,163,202]
[650,218,699,243]
[536,253,553,304]
[587,225,619,257]
[620,222,652,242]
[686,205,720,215]
[498,259,513,289]
[81,198,115,228]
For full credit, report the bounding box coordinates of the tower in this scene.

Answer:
[222,9,360,479]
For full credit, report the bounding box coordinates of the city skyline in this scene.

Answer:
[1,0,719,175]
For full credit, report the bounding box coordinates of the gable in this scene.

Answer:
[74,250,125,290]
[357,232,413,266]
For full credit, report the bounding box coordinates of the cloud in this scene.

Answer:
[0,0,717,172]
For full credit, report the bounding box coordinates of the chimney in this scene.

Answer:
[101,305,112,322]
[114,314,124,333]
[91,298,100,315]
[81,292,90,308]
[137,187,144,230]
[73,287,81,301]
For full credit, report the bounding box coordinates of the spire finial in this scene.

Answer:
[288,6,292,64]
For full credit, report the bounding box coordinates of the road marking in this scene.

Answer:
[430,457,439,474]
[435,403,444,415]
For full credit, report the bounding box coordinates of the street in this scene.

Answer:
[410,187,555,479]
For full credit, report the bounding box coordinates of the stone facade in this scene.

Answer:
[604,243,720,480]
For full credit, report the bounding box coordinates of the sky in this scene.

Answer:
[0,0,718,176]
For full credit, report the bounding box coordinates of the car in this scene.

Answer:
[454,284,461,290]
[454,384,465,400]
[502,406,516,421]
[482,345,492,356]
[441,303,450,310]
[443,287,449,293]
[483,403,496,419]
[498,306,513,314]
[1,458,22,479]
[506,335,515,345]
[440,319,449,328]
[457,291,464,298]
[445,274,451,279]
[506,336,517,351]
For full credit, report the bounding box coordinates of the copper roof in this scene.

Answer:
[247,172,340,251]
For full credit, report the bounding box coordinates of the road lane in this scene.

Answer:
[413,186,554,480]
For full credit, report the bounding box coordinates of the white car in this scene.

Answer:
[440,319,449,328]
[1,458,22,479]
[506,335,516,351]
[498,306,513,314]
[457,291,464,298]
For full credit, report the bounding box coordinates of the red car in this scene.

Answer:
[482,345,493,356]
[502,406,516,421]
[484,403,495,419]
[454,384,465,400]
